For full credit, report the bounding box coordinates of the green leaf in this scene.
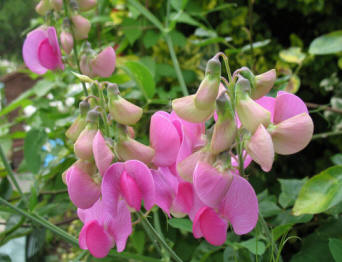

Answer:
[293,166,342,216]
[122,61,156,99]
[259,199,282,218]
[168,218,192,232]
[143,30,160,48]
[170,30,187,47]
[279,47,306,64]
[171,0,188,10]
[0,177,12,199]
[170,11,202,27]
[241,39,271,52]
[272,224,293,241]
[130,230,145,254]
[239,238,266,255]
[0,253,11,262]
[309,30,342,55]
[0,89,34,117]
[278,178,307,208]
[122,18,142,45]
[23,128,47,174]
[329,238,342,262]
[285,74,301,94]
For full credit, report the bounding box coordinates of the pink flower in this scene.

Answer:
[256,92,314,155]
[22,26,64,74]
[92,130,114,176]
[102,160,155,215]
[78,199,132,257]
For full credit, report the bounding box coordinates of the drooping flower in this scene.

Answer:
[71,15,91,40]
[22,26,64,74]
[60,31,74,54]
[78,199,132,257]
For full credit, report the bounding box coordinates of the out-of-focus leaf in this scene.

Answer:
[223,246,237,262]
[170,30,187,47]
[170,11,202,27]
[279,47,306,64]
[309,30,342,55]
[239,238,266,255]
[122,61,156,99]
[285,74,301,93]
[278,178,307,208]
[168,218,193,232]
[241,39,271,52]
[272,224,293,241]
[122,18,142,45]
[26,228,45,260]
[329,238,342,262]
[130,230,145,254]
[190,241,221,262]
[293,166,342,216]
[0,254,11,262]
[259,199,282,218]
[338,57,342,70]
[0,90,34,117]
[331,154,342,165]
[0,177,12,199]
[171,0,189,10]
[143,30,160,49]
[23,128,47,174]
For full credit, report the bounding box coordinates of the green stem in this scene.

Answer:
[0,144,27,203]
[139,212,183,262]
[312,130,342,140]
[97,84,110,137]
[110,250,161,262]
[63,0,89,96]
[0,197,79,246]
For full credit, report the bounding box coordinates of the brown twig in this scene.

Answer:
[305,102,342,114]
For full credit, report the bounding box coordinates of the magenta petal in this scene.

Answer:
[220,175,258,235]
[124,160,155,210]
[22,28,48,74]
[46,26,64,70]
[93,131,113,176]
[172,182,194,216]
[85,220,114,258]
[152,168,178,215]
[120,171,142,211]
[193,162,232,209]
[102,162,125,215]
[255,96,276,123]
[108,200,132,252]
[38,38,59,70]
[274,92,308,124]
[200,207,228,246]
[67,166,100,209]
[192,207,205,239]
[79,224,88,249]
[150,111,181,166]
[91,47,116,78]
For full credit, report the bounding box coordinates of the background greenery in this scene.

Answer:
[0,0,342,261]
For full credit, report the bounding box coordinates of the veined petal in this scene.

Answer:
[150,111,181,166]
[46,26,64,70]
[193,162,232,208]
[220,175,258,235]
[120,171,142,211]
[270,113,314,155]
[93,131,114,176]
[172,182,194,216]
[255,96,276,123]
[274,92,308,124]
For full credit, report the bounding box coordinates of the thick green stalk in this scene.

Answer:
[138,212,183,262]
[0,197,79,246]
[0,144,27,203]
[110,250,161,262]
[63,0,88,96]
[312,130,342,140]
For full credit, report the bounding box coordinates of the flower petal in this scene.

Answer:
[270,113,314,155]
[255,96,276,123]
[22,28,48,74]
[124,160,155,210]
[193,162,232,208]
[220,175,258,235]
[91,47,116,78]
[172,182,194,216]
[120,171,142,211]
[274,92,308,124]
[85,220,114,258]
[150,111,181,166]
[93,130,114,176]
[47,26,64,70]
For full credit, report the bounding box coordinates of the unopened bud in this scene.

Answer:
[71,15,90,40]
[252,69,276,100]
[91,47,116,78]
[65,101,90,141]
[115,137,155,164]
[78,0,97,11]
[60,31,74,54]
[235,75,251,96]
[35,0,51,15]
[172,95,214,123]
[210,119,236,155]
[195,57,221,110]
[107,87,142,125]
[74,125,97,161]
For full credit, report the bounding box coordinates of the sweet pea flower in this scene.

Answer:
[102,160,155,215]
[256,91,314,155]
[78,199,132,257]
[22,26,64,74]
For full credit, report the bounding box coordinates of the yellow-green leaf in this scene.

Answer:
[309,30,342,55]
[279,47,306,64]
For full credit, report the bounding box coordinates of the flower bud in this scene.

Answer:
[235,67,255,89]
[51,0,63,11]
[71,15,91,40]
[172,95,214,123]
[35,0,51,15]
[210,94,236,154]
[115,137,155,164]
[78,0,97,11]
[91,47,116,78]
[107,84,143,125]
[245,124,274,172]
[235,75,252,96]
[74,109,100,161]
[252,69,276,100]
[236,94,271,133]
[65,101,90,141]
[60,31,74,54]
[195,57,221,110]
